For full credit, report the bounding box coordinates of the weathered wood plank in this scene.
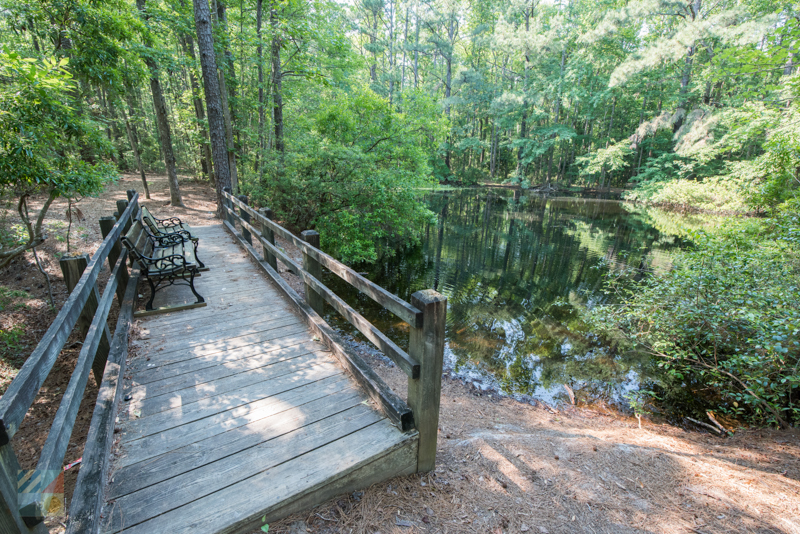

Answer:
[131,339,319,386]
[122,354,340,438]
[140,304,286,337]
[141,314,301,355]
[223,221,414,432]
[108,418,415,534]
[407,290,447,473]
[117,370,350,469]
[127,348,331,406]
[66,265,141,534]
[18,252,124,524]
[108,385,365,500]
[105,409,394,533]
[133,322,309,366]
[0,195,139,443]
[126,347,336,418]
[137,294,281,328]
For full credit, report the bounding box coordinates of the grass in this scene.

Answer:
[0,286,30,312]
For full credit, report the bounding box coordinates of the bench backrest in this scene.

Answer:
[140,206,163,236]
[121,219,153,268]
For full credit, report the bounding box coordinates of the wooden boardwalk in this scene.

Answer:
[101,226,419,534]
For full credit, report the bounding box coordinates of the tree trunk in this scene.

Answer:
[215,0,239,191]
[401,6,408,91]
[193,0,232,217]
[271,2,285,153]
[388,0,395,104]
[137,0,183,206]
[181,34,213,182]
[413,0,420,88]
[256,0,266,174]
[122,105,151,199]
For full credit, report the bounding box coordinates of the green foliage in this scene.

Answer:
[0,287,30,312]
[575,140,633,179]
[590,219,800,427]
[625,177,750,213]
[0,326,26,360]
[253,87,444,263]
[0,49,115,197]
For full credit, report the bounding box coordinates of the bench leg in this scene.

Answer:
[192,239,207,270]
[145,276,158,311]
[188,269,205,305]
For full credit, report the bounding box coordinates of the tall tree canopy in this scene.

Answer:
[1,0,798,262]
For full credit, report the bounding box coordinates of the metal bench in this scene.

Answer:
[121,217,206,316]
[140,206,206,270]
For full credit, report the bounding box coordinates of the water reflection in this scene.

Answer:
[323,189,687,406]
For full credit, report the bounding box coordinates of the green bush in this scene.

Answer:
[590,218,800,427]
[253,87,445,264]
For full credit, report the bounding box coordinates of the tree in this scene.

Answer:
[0,51,113,270]
[193,0,232,216]
[136,0,185,206]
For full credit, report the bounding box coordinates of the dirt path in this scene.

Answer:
[2,176,798,534]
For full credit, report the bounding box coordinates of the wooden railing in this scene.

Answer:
[221,189,447,473]
[0,193,141,533]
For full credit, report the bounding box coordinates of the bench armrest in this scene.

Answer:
[156,216,185,228]
[150,253,193,272]
[150,233,185,247]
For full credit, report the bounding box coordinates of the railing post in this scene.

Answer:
[59,255,111,385]
[300,230,324,316]
[407,289,447,473]
[258,208,277,271]
[222,187,235,227]
[237,195,251,245]
[98,217,129,304]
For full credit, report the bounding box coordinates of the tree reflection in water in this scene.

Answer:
[323,189,689,407]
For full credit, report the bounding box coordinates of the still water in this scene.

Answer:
[323,189,689,407]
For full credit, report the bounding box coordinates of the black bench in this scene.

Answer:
[121,217,206,315]
[140,206,206,270]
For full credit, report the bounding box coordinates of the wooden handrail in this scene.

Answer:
[225,193,423,328]
[222,191,447,474]
[0,193,141,531]
[18,248,128,523]
[0,193,139,444]
[223,203,420,378]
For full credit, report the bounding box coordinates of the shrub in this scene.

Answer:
[589,218,800,427]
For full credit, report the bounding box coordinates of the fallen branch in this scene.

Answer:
[686,417,723,435]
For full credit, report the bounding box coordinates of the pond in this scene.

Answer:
[322,188,694,409]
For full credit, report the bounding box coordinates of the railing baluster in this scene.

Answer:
[99,216,129,303]
[222,187,235,226]
[258,208,278,271]
[301,230,324,316]
[237,195,251,245]
[59,254,112,384]
[407,290,447,473]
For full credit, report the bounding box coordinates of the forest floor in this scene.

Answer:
[1,175,798,534]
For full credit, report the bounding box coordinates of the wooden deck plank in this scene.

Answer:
[101,224,419,534]
[104,409,397,533]
[108,386,367,499]
[107,420,415,534]
[141,314,302,355]
[126,352,340,418]
[130,339,320,386]
[116,372,352,468]
[121,360,344,441]
[136,321,308,364]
